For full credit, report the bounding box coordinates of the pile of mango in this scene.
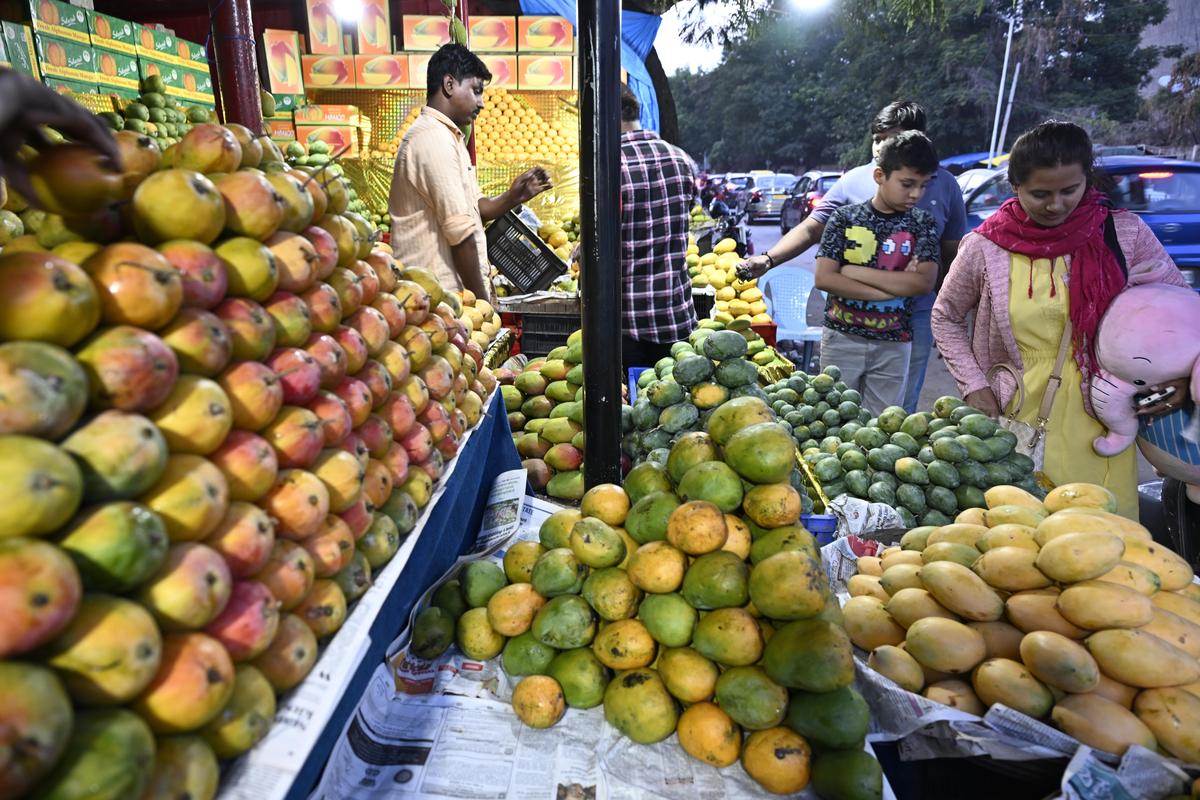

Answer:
[412,400,884,798]
[0,117,496,798]
[850,482,1199,764]
[500,331,587,501]
[94,75,210,153]
[623,327,795,470]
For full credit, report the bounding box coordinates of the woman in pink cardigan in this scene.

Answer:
[932,122,1188,518]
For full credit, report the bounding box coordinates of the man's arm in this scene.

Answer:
[479,167,552,222]
[449,238,491,301]
[937,239,961,290]
[841,262,937,296]
[815,257,894,301]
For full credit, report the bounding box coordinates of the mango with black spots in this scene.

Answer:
[681,550,749,610]
[625,491,679,545]
[749,550,827,620]
[602,668,678,744]
[581,567,641,621]
[692,607,763,667]
[724,422,795,485]
[547,647,610,708]
[741,482,801,528]
[622,461,672,505]
[714,665,788,730]
[531,595,595,649]
[666,431,718,484]
[676,701,741,768]
[530,547,587,597]
[502,630,557,676]
[568,517,626,568]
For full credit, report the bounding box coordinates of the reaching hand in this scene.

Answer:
[510,166,552,204]
[0,71,119,202]
[736,255,772,281]
[965,388,1002,418]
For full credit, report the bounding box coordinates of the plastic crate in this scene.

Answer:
[693,291,715,319]
[628,367,651,403]
[485,210,568,294]
[516,313,578,358]
[802,513,838,546]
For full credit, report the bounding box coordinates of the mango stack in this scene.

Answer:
[412,397,884,798]
[0,117,496,799]
[850,482,1200,764]
[687,237,775,327]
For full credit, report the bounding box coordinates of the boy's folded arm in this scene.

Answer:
[814,258,894,301]
[841,261,936,296]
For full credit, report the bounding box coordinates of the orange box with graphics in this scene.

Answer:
[408,52,432,88]
[356,0,391,55]
[301,54,354,88]
[402,15,450,51]
[296,124,358,157]
[267,118,296,142]
[470,16,515,52]
[354,54,407,88]
[479,54,517,88]
[517,55,571,90]
[517,16,573,53]
[262,29,303,94]
[305,0,343,54]
[295,104,360,126]
[27,0,90,45]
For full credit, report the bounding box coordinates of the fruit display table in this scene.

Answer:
[219,390,521,800]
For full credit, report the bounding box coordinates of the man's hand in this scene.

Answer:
[1136,377,1191,417]
[0,71,119,201]
[965,388,1002,418]
[736,254,772,281]
[509,167,552,205]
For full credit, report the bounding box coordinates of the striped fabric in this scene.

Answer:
[1139,405,1200,464]
[388,106,489,291]
[620,130,698,343]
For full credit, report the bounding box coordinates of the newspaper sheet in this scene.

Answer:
[314,497,898,800]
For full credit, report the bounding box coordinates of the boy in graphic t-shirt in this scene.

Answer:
[815,131,941,414]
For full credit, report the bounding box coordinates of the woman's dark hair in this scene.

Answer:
[426,44,492,99]
[876,130,939,176]
[871,101,927,135]
[620,84,640,123]
[1007,121,1094,186]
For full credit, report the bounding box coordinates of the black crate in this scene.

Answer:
[693,291,714,319]
[485,211,568,294]
[519,313,579,357]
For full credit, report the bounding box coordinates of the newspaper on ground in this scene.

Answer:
[314,495,898,800]
[826,495,905,541]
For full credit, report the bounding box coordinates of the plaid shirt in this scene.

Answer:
[620,130,698,343]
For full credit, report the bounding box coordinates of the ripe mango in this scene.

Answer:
[1043,482,1118,514]
[1151,590,1200,626]
[968,621,1025,661]
[868,644,924,693]
[900,526,936,551]
[1086,629,1200,688]
[905,617,986,674]
[1133,687,1200,763]
[926,524,987,548]
[1018,630,1100,693]
[977,524,1038,552]
[983,504,1048,528]
[879,563,923,595]
[1005,589,1087,639]
[857,556,883,576]
[971,658,1054,719]
[847,574,889,602]
[1087,671,1139,708]
[1121,540,1195,592]
[1034,508,1152,547]
[1051,693,1156,756]
[842,596,905,652]
[1139,607,1200,659]
[918,561,1004,622]
[1057,581,1153,630]
[972,546,1052,592]
[983,485,1046,512]
[923,679,985,715]
[1036,531,1125,583]
[1095,561,1161,596]
[922,542,982,568]
[885,588,958,628]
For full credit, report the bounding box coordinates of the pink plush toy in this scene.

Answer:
[1091,283,1200,503]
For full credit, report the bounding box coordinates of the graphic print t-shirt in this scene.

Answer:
[816,201,939,342]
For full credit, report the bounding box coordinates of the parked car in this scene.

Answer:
[747,174,797,222]
[956,168,995,198]
[962,156,1200,289]
[724,173,754,211]
[779,171,842,234]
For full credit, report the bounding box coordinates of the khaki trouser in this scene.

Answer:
[820,327,911,415]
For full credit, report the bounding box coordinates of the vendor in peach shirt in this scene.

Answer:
[389,44,551,300]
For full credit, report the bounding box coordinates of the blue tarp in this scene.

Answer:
[517,0,662,133]
[941,151,992,168]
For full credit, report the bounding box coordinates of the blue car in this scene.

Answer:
[961,156,1200,290]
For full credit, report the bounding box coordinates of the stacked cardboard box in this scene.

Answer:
[28,0,97,93]
[87,9,139,96]
[294,103,365,157]
[2,20,40,78]
[134,24,214,105]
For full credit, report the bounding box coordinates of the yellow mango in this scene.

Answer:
[879,563,924,596]
[1044,482,1118,514]
[976,524,1039,552]
[868,645,924,693]
[971,658,1054,718]
[923,679,986,715]
[1035,508,1152,547]
[1019,630,1100,693]
[880,550,924,570]
[880,546,902,557]
[1151,590,1200,626]
[1139,607,1200,659]
[1086,670,1139,709]
[900,526,937,551]
[905,617,987,674]
[1086,629,1200,688]
[856,556,883,577]
[885,588,958,628]
[983,485,1046,512]
[1134,688,1200,764]
[1095,561,1161,596]
[972,546,1053,592]
[955,507,987,526]
[1177,583,1200,603]
[919,561,1005,622]
[847,574,890,602]
[984,504,1049,528]
[1051,694,1157,756]
[967,621,1025,661]
[926,524,988,548]
[1121,540,1195,592]
[1057,581,1153,630]
[1035,531,1125,583]
[1005,589,1088,639]
[842,596,906,651]
[1178,680,1200,701]
[921,542,982,568]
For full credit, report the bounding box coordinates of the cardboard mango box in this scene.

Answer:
[408,52,431,87]
[305,0,344,54]
[35,33,96,83]
[166,64,214,103]
[42,74,98,94]
[87,11,140,55]
[93,47,139,91]
[354,54,407,88]
[402,15,450,51]
[137,56,182,89]
[295,103,361,126]
[301,54,354,88]
[263,29,304,94]
[178,38,206,64]
[3,22,38,77]
[267,117,296,142]
[27,0,90,45]
[0,31,8,65]
[135,26,179,64]
[356,0,390,55]
[271,93,304,113]
[517,16,573,53]
[470,16,516,52]
[478,54,516,88]
[517,55,571,90]
[295,124,358,157]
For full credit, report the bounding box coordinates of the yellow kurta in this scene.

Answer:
[1006,254,1139,519]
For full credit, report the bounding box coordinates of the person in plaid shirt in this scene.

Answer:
[620,85,699,372]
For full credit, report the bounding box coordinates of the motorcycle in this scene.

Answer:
[698,199,753,257]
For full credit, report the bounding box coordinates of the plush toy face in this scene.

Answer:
[1095,283,1200,388]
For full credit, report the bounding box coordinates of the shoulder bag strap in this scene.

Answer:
[1037,319,1073,428]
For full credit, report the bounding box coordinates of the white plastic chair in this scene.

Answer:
[758,267,824,370]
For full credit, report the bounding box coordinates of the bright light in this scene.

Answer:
[791,0,834,11]
[1139,172,1175,179]
[333,0,361,23]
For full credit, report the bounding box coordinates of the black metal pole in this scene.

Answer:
[579,1,623,488]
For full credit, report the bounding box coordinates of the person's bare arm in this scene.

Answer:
[479,167,552,222]
[450,238,491,302]
[814,257,893,301]
[738,216,825,278]
[841,261,937,297]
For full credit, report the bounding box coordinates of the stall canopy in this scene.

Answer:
[518,0,661,133]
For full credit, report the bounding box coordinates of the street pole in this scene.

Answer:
[997,60,1022,158]
[579,1,623,488]
[988,14,1015,165]
[208,0,263,133]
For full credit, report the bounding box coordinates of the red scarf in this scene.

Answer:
[976,188,1126,374]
